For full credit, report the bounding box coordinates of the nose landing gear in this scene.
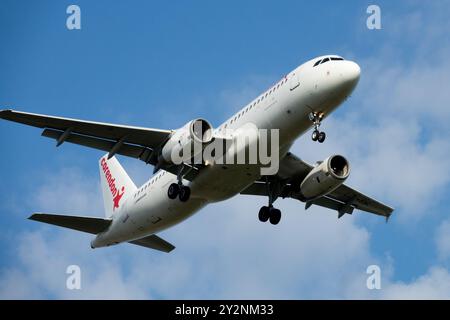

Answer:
[309,112,326,143]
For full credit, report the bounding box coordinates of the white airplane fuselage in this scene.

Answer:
[91,55,361,248]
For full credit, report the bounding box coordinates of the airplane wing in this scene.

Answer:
[0,109,172,164]
[240,152,394,219]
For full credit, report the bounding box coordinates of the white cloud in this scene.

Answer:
[381,267,450,299]
[384,0,450,61]
[300,116,450,222]
[164,197,374,299]
[343,264,450,300]
[0,166,377,299]
[0,230,151,299]
[3,175,450,299]
[31,167,103,216]
[358,57,450,130]
[291,17,450,222]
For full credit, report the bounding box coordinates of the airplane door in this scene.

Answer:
[290,72,300,90]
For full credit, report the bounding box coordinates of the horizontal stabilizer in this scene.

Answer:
[29,213,112,234]
[129,234,175,253]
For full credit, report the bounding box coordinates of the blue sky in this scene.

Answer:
[1,0,450,299]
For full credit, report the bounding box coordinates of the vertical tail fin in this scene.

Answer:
[99,154,137,218]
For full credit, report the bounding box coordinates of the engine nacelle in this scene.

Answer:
[299,155,350,200]
[161,119,213,164]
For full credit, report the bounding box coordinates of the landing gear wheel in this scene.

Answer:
[318,131,326,143]
[311,130,320,141]
[269,208,281,225]
[179,186,191,202]
[168,183,180,199]
[258,206,270,222]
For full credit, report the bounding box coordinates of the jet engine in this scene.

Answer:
[299,155,350,200]
[160,119,214,165]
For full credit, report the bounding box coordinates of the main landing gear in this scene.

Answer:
[168,183,191,202]
[258,206,282,225]
[167,166,191,202]
[309,112,326,143]
[258,178,282,225]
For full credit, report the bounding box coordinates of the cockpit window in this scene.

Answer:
[314,56,344,67]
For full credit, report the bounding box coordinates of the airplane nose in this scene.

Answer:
[343,61,360,85]
[332,60,360,95]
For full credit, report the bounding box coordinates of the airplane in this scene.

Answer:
[0,55,393,253]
